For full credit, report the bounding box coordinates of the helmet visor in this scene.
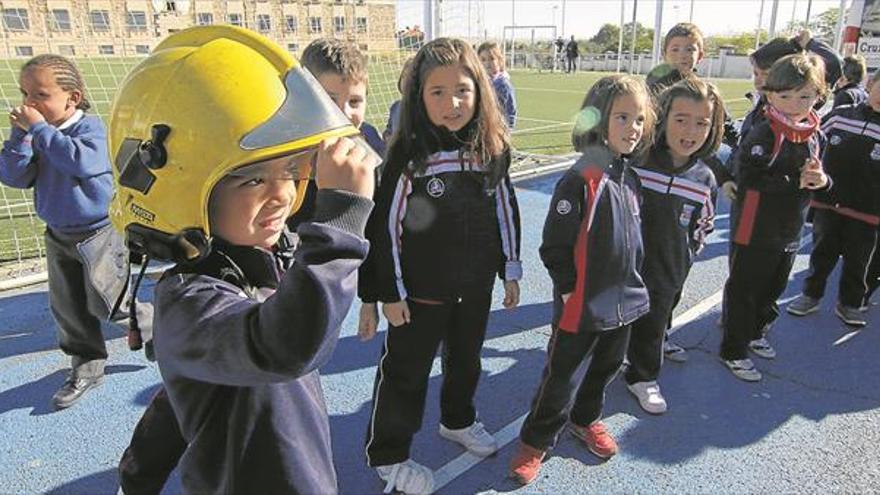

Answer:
[228,134,380,182]
[240,66,357,150]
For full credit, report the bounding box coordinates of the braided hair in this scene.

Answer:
[21,54,91,111]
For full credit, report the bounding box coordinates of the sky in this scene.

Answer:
[396,0,847,41]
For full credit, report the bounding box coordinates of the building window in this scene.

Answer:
[127,11,147,31]
[135,45,150,55]
[15,46,34,57]
[257,14,271,32]
[227,13,242,27]
[309,17,322,34]
[196,13,213,26]
[49,9,71,31]
[284,15,297,33]
[98,45,115,55]
[334,16,345,34]
[2,9,29,31]
[58,45,76,56]
[90,10,111,32]
[356,17,367,33]
[287,43,299,53]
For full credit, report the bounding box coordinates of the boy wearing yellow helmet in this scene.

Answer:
[112,26,377,494]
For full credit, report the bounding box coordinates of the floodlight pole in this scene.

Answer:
[617,0,625,72]
[652,0,664,67]
[424,0,435,40]
[756,0,765,49]
[768,0,780,38]
[629,0,639,73]
[511,0,516,69]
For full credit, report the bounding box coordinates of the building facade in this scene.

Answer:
[0,0,396,58]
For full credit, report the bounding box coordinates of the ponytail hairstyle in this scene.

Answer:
[571,74,655,155]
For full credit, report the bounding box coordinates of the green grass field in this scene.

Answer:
[0,64,754,264]
[509,70,754,156]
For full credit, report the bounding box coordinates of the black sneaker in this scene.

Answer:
[787,294,820,316]
[835,303,867,327]
[52,374,104,409]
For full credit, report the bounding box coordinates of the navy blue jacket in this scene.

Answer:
[814,103,880,225]
[365,146,522,303]
[832,83,868,110]
[540,148,649,333]
[633,150,718,295]
[154,190,372,494]
[732,119,828,251]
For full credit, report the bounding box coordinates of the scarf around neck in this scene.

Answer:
[764,104,821,165]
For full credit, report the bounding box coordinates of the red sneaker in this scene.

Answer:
[509,442,545,485]
[570,421,618,459]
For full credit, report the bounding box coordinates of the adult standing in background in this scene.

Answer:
[565,35,579,74]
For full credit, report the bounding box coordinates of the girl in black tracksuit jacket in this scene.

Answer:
[625,78,722,414]
[722,54,830,381]
[509,75,652,484]
[361,39,521,489]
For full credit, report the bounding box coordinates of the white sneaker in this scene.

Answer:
[439,420,497,457]
[376,459,434,495]
[748,337,776,359]
[626,381,668,414]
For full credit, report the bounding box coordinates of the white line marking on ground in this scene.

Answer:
[516,116,571,124]
[516,86,586,94]
[833,331,862,346]
[512,121,572,135]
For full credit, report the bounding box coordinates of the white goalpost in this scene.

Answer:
[501,25,559,72]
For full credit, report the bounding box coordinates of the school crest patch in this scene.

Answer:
[426,177,445,197]
[679,204,695,228]
[872,144,880,161]
[829,134,842,146]
[556,199,572,215]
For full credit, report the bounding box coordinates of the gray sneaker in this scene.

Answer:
[835,303,867,327]
[722,358,762,382]
[787,294,820,316]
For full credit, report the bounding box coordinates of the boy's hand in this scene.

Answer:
[315,136,377,198]
[721,181,738,201]
[357,302,379,341]
[800,158,828,190]
[503,280,520,309]
[561,292,571,304]
[796,30,812,49]
[382,300,411,327]
[9,106,45,130]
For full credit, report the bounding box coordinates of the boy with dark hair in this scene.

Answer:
[289,38,386,230]
[722,54,830,381]
[787,68,880,327]
[292,38,390,338]
[646,22,705,96]
[115,26,378,494]
[832,55,868,109]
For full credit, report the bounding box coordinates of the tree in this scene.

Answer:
[588,22,653,53]
[705,31,767,55]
